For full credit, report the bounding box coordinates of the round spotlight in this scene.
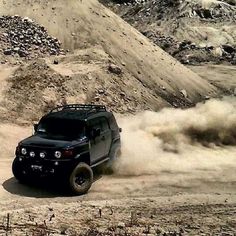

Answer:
[55,151,62,159]
[21,148,27,155]
[40,152,46,159]
[29,151,35,158]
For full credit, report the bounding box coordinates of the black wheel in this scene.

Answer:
[69,162,93,195]
[105,144,121,174]
[12,158,30,183]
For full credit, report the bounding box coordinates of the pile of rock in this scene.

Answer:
[112,0,147,4]
[105,0,236,65]
[142,30,178,54]
[0,15,64,59]
[112,0,236,22]
[142,30,236,65]
[187,1,236,22]
[176,40,236,65]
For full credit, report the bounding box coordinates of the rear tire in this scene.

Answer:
[12,158,30,183]
[69,162,93,195]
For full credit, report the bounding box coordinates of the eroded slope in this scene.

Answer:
[0,0,217,121]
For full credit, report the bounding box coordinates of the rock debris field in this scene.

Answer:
[104,0,236,65]
[0,15,64,62]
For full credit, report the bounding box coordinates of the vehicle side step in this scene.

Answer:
[91,157,109,168]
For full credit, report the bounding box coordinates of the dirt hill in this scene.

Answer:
[1,47,178,123]
[103,0,236,65]
[0,0,218,123]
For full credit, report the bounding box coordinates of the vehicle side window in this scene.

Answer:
[89,119,101,130]
[88,117,109,132]
[100,117,109,132]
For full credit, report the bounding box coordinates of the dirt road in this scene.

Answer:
[1,150,236,235]
[0,101,236,235]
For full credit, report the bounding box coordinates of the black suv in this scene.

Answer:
[12,104,121,195]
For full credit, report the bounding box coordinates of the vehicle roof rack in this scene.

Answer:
[49,104,107,115]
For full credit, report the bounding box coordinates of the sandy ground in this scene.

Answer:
[0,98,236,235]
[1,149,236,235]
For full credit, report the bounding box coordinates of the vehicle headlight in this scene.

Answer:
[55,151,62,159]
[21,148,27,155]
[40,152,46,159]
[30,151,35,157]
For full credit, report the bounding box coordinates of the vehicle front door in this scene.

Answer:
[100,117,112,157]
[88,117,110,164]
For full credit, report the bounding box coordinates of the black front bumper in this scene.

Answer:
[14,156,77,178]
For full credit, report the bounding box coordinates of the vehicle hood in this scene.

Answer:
[20,134,86,149]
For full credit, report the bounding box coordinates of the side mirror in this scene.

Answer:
[91,128,101,138]
[34,124,38,132]
[94,128,101,137]
[119,127,122,133]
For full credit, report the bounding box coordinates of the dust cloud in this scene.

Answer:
[115,98,236,179]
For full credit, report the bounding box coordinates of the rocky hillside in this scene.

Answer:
[0,0,218,123]
[102,0,236,65]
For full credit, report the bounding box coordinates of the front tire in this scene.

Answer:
[69,162,93,195]
[12,158,30,183]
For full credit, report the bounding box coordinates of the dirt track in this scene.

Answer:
[1,149,236,235]
[0,105,236,235]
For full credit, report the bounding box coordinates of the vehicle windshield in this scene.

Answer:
[37,118,86,140]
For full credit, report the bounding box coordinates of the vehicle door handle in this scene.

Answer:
[101,136,106,141]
